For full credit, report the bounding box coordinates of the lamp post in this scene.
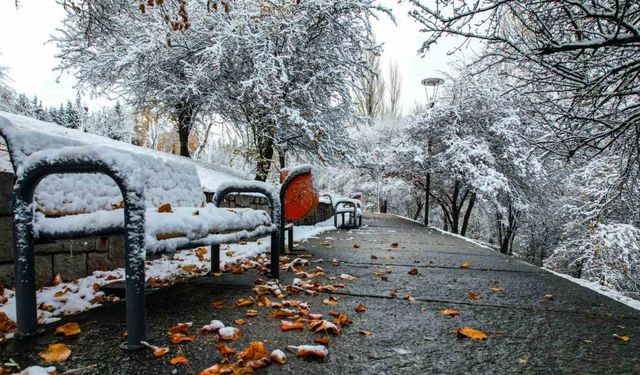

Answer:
[420,77,444,226]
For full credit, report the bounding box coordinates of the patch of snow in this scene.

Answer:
[546,269,640,312]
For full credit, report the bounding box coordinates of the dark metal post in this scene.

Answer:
[287,226,294,252]
[211,244,220,273]
[425,173,430,226]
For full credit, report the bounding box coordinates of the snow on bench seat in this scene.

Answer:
[35,205,274,253]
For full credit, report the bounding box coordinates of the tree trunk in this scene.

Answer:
[176,101,194,158]
[255,137,274,181]
[460,192,476,237]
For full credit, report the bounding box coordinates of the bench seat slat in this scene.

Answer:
[35,204,273,253]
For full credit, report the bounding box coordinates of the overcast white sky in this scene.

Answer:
[0,0,459,115]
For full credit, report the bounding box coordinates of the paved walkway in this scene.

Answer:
[3,214,640,374]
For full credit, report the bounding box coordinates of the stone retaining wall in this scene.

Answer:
[0,173,334,288]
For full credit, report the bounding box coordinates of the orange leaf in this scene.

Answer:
[169,355,188,365]
[467,293,481,300]
[246,310,258,317]
[158,203,173,213]
[56,322,81,336]
[199,363,233,375]
[52,272,62,286]
[460,262,471,269]
[39,343,71,363]
[210,301,225,309]
[280,320,304,332]
[308,320,342,335]
[408,268,419,275]
[238,341,269,362]
[614,334,630,342]
[112,200,125,209]
[440,309,460,316]
[235,319,247,326]
[333,314,352,326]
[153,347,170,357]
[327,310,340,318]
[216,343,236,356]
[218,327,240,341]
[271,349,287,364]
[293,345,328,359]
[257,296,271,307]
[322,296,338,306]
[168,322,193,344]
[314,336,330,345]
[355,304,366,313]
[490,287,504,292]
[195,247,208,261]
[236,298,254,307]
[455,327,487,341]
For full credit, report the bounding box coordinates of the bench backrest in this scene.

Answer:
[0,112,204,215]
[280,165,319,221]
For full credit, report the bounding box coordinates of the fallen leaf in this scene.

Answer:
[314,336,330,345]
[51,273,62,286]
[235,319,247,326]
[292,345,328,359]
[238,341,269,362]
[201,320,225,334]
[355,304,366,313]
[370,255,378,260]
[218,327,240,341]
[544,294,554,300]
[322,297,338,306]
[257,296,271,307]
[280,320,305,332]
[340,274,357,280]
[359,330,373,336]
[460,262,471,269]
[490,287,505,292]
[353,243,360,249]
[391,242,399,248]
[199,363,233,375]
[168,322,194,344]
[246,310,258,317]
[0,312,17,333]
[271,349,287,364]
[455,327,487,341]
[389,289,398,298]
[112,200,125,209]
[236,298,254,307]
[333,314,352,326]
[169,356,188,365]
[158,203,173,213]
[402,294,416,302]
[308,320,342,335]
[153,347,170,357]
[440,309,460,316]
[39,343,71,363]
[56,322,81,336]
[216,343,236,356]
[614,334,630,342]
[408,268,419,275]
[467,293,481,300]
[195,247,208,261]
[327,310,340,318]
[210,301,225,309]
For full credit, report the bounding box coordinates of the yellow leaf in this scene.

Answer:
[158,203,173,213]
[55,322,81,336]
[153,347,169,357]
[359,330,373,336]
[614,334,630,342]
[467,293,481,300]
[440,309,460,316]
[39,343,71,363]
[238,341,269,362]
[455,327,487,341]
[460,262,471,269]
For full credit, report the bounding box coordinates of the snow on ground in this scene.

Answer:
[546,269,640,312]
[0,219,337,331]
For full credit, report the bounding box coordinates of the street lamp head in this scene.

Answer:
[421,77,445,105]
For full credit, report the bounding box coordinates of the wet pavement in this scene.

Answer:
[3,213,639,374]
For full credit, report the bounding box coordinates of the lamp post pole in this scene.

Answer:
[420,77,444,227]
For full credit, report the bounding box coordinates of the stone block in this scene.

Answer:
[87,251,123,274]
[96,236,110,252]
[63,238,97,253]
[33,240,65,255]
[53,252,87,282]
[0,255,54,288]
[0,216,12,262]
[0,171,14,215]
[108,235,125,263]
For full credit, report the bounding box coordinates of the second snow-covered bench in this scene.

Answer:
[0,112,280,350]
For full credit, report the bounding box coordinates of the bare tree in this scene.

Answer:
[357,52,386,126]
[408,0,640,180]
[386,60,402,119]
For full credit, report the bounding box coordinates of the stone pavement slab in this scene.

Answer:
[2,213,639,374]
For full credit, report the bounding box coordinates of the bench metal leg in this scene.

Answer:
[13,213,41,338]
[269,232,279,279]
[287,226,294,252]
[211,244,221,273]
[341,213,345,228]
[121,213,147,350]
[334,213,338,228]
[359,215,362,227]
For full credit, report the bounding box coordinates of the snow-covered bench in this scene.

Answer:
[333,197,363,229]
[0,112,280,350]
